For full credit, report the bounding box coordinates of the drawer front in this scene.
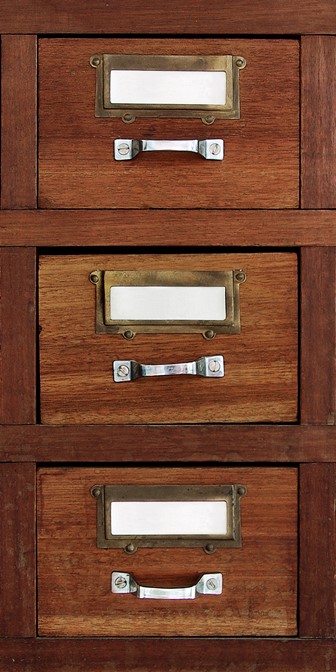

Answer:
[39,252,298,425]
[37,467,298,637]
[38,38,299,209]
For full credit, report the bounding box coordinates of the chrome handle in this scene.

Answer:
[114,139,224,161]
[112,572,222,600]
[113,355,224,382]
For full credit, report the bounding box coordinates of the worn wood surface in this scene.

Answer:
[39,39,299,209]
[0,249,36,424]
[1,36,37,209]
[38,466,297,637]
[0,463,36,637]
[301,37,336,209]
[0,424,335,463]
[0,639,336,672]
[39,253,298,424]
[0,0,335,34]
[300,248,336,425]
[0,210,335,247]
[300,464,336,637]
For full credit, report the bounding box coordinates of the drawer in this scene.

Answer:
[38,38,299,209]
[37,467,298,637]
[39,251,298,424]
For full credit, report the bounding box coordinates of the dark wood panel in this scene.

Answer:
[0,464,36,637]
[0,210,335,247]
[300,248,336,425]
[38,467,297,637]
[0,249,36,424]
[1,36,37,209]
[39,253,298,425]
[0,638,335,671]
[0,424,335,463]
[301,37,336,208]
[38,39,299,210]
[300,464,336,637]
[0,0,335,34]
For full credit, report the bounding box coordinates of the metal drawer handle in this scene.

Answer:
[113,355,224,382]
[114,139,224,161]
[112,572,222,600]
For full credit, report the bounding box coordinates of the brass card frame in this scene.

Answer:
[91,484,247,553]
[89,54,246,124]
[89,269,246,339]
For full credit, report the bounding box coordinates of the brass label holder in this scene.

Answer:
[91,484,247,554]
[89,269,246,339]
[90,54,246,124]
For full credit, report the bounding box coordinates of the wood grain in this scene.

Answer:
[300,248,336,425]
[39,252,298,424]
[300,464,336,637]
[302,37,336,208]
[0,210,335,247]
[0,249,36,424]
[38,39,299,209]
[0,424,335,463]
[1,36,37,209]
[0,0,335,34]
[0,463,36,637]
[0,640,335,672]
[38,466,297,637]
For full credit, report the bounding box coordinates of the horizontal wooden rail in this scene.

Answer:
[0,210,335,247]
[0,424,334,463]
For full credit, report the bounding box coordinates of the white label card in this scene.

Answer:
[110,286,226,321]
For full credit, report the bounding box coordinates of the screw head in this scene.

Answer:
[90,273,99,284]
[238,486,247,497]
[118,143,131,156]
[123,330,135,340]
[203,115,215,125]
[90,56,101,67]
[204,329,215,340]
[235,271,246,283]
[124,543,137,554]
[206,578,218,591]
[117,364,130,378]
[114,575,128,590]
[209,143,221,156]
[236,57,246,69]
[204,543,216,554]
[122,113,135,123]
[208,359,220,373]
[91,486,101,498]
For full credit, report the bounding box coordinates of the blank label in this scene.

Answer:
[110,286,226,321]
[110,70,227,106]
[111,500,228,536]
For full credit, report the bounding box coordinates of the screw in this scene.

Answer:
[204,329,215,340]
[123,330,135,340]
[236,57,246,68]
[238,486,247,497]
[117,364,130,378]
[114,575,128,590]
[90,273,99,284]
[209,143,221,156]
[125,543,137,554]
[235,271,246,283]
[90,57,101,67]
[118,143,131,156]
[203,115,215,125]
[208,359,220,373]
[122,113,135,123]
[206,578,218,591]
[204,543,216,554]
[91,486,101,498]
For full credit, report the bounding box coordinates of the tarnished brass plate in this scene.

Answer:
[91,484,247,553]
[90,54,246,123]
[89,269,246,338]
